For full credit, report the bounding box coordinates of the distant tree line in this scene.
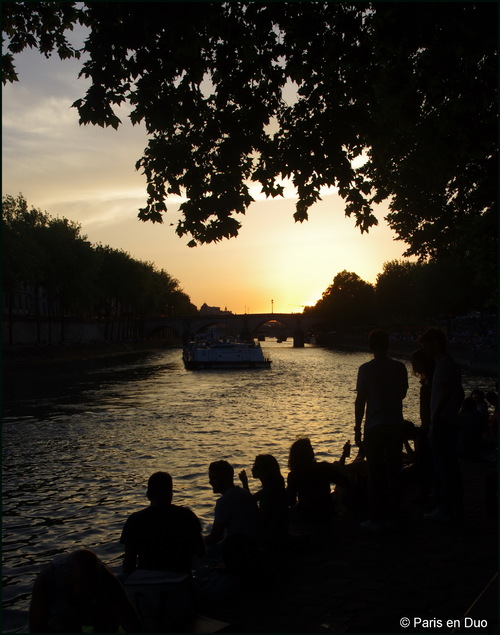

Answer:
[304,263,496,332]
[2,194,197,344]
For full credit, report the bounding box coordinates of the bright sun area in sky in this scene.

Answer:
[2,37,412,314]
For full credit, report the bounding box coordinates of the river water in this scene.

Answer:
[1,341,492,632]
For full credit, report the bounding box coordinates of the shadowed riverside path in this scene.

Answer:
[199,459,497,634]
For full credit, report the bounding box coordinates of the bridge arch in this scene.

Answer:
[142,313,328,346]
[147,323,183,341]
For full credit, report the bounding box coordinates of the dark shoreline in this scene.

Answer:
[2,338,497,377]
[326,338,498,377]
[1,340,176,369]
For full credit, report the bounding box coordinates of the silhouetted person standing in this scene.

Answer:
[410,348,437,504]
[419,328,465,522]
[354,329,408,532]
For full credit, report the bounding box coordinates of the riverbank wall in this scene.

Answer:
[1,339,175,370]
[324,334,498,377]
[2,316,181,367]
[2,317,181,348]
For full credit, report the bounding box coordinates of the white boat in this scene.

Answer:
[182,340,271,370]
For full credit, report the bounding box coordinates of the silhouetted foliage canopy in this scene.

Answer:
[3,2,497,281]
[313,270,376,326]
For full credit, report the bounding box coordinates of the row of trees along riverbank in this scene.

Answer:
[303,270,497,375]
[2,194,197,346]
[304,268,496,329]
[3,195,497,353]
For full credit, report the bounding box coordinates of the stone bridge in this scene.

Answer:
[143,313,325,347]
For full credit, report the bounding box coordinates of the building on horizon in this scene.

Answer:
[199,303,232,316]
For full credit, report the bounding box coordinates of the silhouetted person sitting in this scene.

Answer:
[205,460,260,576]
[286,436,349,523]
[471,388,489,420]
[458,397,486,461]
[29,548,144,633]
[354,329,408,532]
[120,471,205,576]
[484,390,498,453]
[239,454,289,553]
[120,472,205,632]
[332,441,369,519]
[485,390,498,421]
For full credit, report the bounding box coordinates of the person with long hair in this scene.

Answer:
[286,437,348,523]
[240,454,289,552]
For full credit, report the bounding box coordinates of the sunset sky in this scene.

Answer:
[2,39,411,314]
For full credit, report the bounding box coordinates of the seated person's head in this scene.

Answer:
[471,389,485,403]
[485,391,497,407]
[209,460,234,493]
[66,549,102,604]
[147,471,173,504]
[252,454,283,485]
[288,437,315,471]
[460,396,478,415]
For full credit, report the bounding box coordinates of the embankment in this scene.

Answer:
[325,334,497,376]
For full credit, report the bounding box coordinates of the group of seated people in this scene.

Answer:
[30,394,499,633]
[29,375,498,633]
[29,436,366,633]
[458,388,498,461]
